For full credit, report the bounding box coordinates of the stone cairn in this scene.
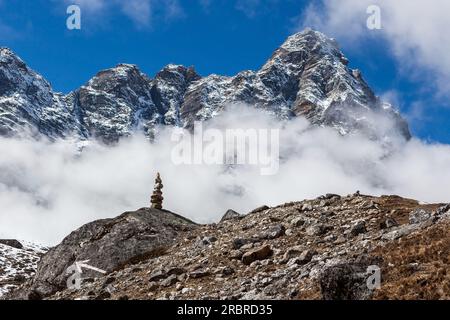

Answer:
[150,172,164,209]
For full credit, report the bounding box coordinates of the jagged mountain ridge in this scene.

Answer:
[0,29,410,143]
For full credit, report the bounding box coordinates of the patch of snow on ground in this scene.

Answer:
[0,240,48,297]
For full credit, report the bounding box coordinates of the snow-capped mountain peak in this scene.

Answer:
[0,29,410,143]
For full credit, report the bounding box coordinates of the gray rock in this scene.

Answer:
[21,208,197,298]
[189,270,211,279]
[249,205,270,214]
[161,274,179,287]
[242,245,273,265]
[220,209,242,222]
[167,267,186,276]
[285,228,294,236]
[319,263,373,300]
[319,194,341,200]
[291,217,305,228]
[306,224,332,236]
[149,270,167,282]
[200,236,217,246]
[239,243,254,250]
[436,204,450,219]
[229,250,244,260]
[324,234,337,242]
[298,249,316,264]
[240,289,270,300]
[264,224,285,240]
[380,218,398,229]
[287,249,316,266]
[409,208,431,224]
[221,267,235,276]
[232,238,253,250]
[280,246,304,264]
[381,224,419,241]
[349,220,367,237]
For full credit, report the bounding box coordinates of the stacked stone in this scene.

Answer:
[151,173,164,209]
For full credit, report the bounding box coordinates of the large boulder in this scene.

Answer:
[409,208,431,224]
[319,256,382,300]
[13,208,197,299]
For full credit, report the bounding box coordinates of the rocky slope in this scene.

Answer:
[0,29,410,143]
[7,208,197,299]
[0,240,48,297]
[6,193,449,300]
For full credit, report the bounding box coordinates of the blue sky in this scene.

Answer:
[1,0,449,143]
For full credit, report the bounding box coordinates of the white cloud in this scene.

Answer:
[300,0,450,96]
[1,106,450,246]
[121,0,153,27]
[62,0,183,28]
[235,0,262,18]
[164,0,184,20]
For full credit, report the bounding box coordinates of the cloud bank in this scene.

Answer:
[1,106,450,245]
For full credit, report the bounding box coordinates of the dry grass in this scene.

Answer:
[371,220,450,300]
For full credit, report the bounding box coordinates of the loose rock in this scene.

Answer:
[242,245,273,265]
[409,208,431,224]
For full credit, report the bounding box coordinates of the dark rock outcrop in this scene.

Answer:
[220,209,242,222]
[319,262,373,300]
[409,208,432,224]
[0,239,23,249]
[10,208,197,299]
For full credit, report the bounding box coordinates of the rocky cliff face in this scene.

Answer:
[72,64,158,142]
[0,48,81,139]
[0,29,410,143]
[6,194,449,300]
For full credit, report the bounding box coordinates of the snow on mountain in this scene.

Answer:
[0,30,411,143]
[0,48,81,139]
[152,64,201,126]
[0,240,48,297]
[71,63,159,142]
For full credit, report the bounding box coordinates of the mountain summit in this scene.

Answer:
[0,30,410,143]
